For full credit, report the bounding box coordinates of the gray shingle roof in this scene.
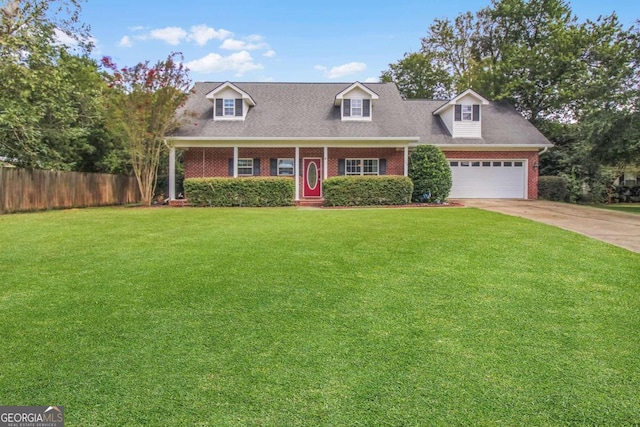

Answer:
[172,82,552,147]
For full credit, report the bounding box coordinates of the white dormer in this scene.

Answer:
[206,82,256,121]
[432,89,489,138]
[334,82,379,122]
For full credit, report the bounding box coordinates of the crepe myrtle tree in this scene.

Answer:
[409,144,452,202]
[102,52,191,205]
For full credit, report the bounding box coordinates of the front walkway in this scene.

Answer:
[461,199,640,254]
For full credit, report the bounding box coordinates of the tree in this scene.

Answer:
[0,0,109,169]
[381,52,454,99]
[384,0,640,201]
[409,145,452,202]
[102,53,191,206]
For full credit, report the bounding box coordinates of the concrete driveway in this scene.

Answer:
[461,199,640,254]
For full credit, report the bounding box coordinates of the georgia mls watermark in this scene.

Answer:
[0,406,64,427]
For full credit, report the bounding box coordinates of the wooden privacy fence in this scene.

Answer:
[0,168,140,214]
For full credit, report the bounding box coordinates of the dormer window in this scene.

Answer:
[454,104,480,122]
[206,82,256,121]
[223,99,235,116]
[342,98,371,119]
[351,99,363,116]
[462,105,473,121]
[335,82,378,122]
[216,98,243,117]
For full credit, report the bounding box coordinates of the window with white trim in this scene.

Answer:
[462,104,473,121]
[351,98,363,117]
[346,158,379,175]
[277,158,294,176]
[237,158,253,176]
[223,99,235,116]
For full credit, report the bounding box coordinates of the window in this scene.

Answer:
[493,161,502,167]
[346,158,379,175]
[223,99,235,116]
[482,162,491,167]
[450,161,459,167]
[462,105,473,121]
[514,161,523,167]
[503,161,512,167]
[237,158,253,175]
[277,158,294,176]
[471,161,480,167]
[351,98,363,117]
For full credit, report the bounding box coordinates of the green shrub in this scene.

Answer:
[323,176,413,207]
[409,145,452,202]
[538,176,570,202]
[184,177,295,207]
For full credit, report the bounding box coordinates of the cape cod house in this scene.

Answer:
[165,81,552,204]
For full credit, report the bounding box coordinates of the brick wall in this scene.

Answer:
[442,150,540,199]
[184,147,405,178]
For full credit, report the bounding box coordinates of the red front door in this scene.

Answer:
[303,158,322,198]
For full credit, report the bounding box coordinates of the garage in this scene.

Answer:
[448,160,527,198]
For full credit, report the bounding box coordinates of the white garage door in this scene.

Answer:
[449,160,526,198]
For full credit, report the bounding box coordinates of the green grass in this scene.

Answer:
[596,204,640,214]
[1,207,639,426]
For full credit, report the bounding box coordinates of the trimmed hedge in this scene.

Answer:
[184,177,295,207]
[538,176,570,202]
[323,176,413,207]
[409,145,452,202]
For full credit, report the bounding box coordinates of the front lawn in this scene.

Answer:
[1,207,638,426]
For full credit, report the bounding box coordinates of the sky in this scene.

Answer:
[78,0,640,83]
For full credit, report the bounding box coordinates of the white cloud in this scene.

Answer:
[186,51,263,75]
[54,29,99,53]
[53,29,77,46]
[188,25,232,46]
[263,49,276,58]
[150,26,187,45]
[364,76,379,83]
[220,36,268,51]
[129,26,147,32]
[119,36,133,48]
[316,62,367,79]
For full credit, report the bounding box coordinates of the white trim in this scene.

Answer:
[233,146,238,177]
[334,82,379,105]
[167,137,417,149]
[168,136,417,142]
[323,147,328,180]
[418,143,552,149]
[294,147,300,201]
[404,146,409,177]
[205,81,256,106]
[432,88,490,115]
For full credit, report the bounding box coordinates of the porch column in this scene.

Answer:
[295,146,300,201]
[404,146,409,176]
[168,145,176,200]
[323,146,328,180]
[233,146,238,178]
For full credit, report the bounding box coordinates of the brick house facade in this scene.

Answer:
[167,82,552,203]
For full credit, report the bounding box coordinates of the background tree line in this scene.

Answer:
[382,0,640,201]
[0,0,189,205]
